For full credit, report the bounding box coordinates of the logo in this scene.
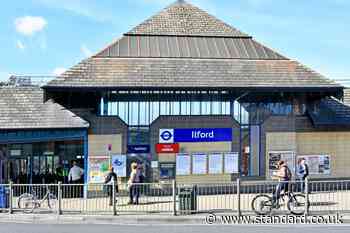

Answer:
[113,159,123,166]
[159,129,174,143]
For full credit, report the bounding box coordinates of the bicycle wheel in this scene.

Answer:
[251,194,273,215]
[18,193,35,213]
[47,193,58,209]
[287,193,309,215]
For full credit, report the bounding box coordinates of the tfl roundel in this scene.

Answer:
[159,129,174,143]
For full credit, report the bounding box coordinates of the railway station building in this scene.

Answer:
[1,0,350,184]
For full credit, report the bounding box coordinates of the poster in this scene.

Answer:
[176,153,191,175]
[297,155,331,175]
[88,156,110,183]
[208,153,223,174]
[192,153,207,174]
[224,152,239,174]
[111,155,127,177]
[268,151,295,177]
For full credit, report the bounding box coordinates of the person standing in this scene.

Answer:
[127,163,140,205]
[105,167,118,206]
[68,161,84,197]
[297,158,309,192]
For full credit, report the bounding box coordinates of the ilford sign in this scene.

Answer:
[159,128,232,143]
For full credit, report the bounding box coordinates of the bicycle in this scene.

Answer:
[251,186,309,215]
[18,185,58,213]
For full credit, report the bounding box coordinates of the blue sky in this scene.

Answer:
[0,0,349,81]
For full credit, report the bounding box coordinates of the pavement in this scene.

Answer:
[1,223,350,233]
[1,213,350,225]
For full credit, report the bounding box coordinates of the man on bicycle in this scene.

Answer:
[272,160,292,207]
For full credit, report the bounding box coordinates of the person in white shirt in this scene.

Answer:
[68,161,84,183]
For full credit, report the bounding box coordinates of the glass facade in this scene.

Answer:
[3,140,83,184]
[101,100,231,126]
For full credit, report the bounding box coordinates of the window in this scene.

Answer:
[128,127,150,145]
[129,102,139,125]
[100,97,237,125]
[191,101,201,115]
[139,102,150,125]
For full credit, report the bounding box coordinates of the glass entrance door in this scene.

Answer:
[7,157,30,183]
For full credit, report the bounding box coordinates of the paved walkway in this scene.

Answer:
[4,190,350,215]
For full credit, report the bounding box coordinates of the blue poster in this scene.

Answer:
[111,155,127,177]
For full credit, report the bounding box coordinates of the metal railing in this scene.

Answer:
[1,179,350,216]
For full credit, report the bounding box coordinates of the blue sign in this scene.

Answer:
[127,145,150,154]
[158,128,232,143]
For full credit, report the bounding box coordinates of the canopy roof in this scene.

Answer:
[0,86,89,130]
[44,0,342,95]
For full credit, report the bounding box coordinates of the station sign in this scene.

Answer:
[159,128,232,143]
[127,145,150,154]
[156,143,180,153]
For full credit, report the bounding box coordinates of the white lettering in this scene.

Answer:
[191,130,215,139]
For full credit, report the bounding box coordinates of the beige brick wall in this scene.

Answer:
[180,142,231,153]
[297,132,350,178]
[265,132,297,179]
[158,153,176,163]
[88,134,122,156]
[265,132,350,178]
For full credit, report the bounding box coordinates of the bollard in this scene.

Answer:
[57,182,62,215]
[8,182,13,214]
[237,178,241,217]
[305,178,309,216]
[112,180,117,216]
[172,180,177,216]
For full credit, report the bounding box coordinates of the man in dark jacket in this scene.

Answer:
[105,167,118,206]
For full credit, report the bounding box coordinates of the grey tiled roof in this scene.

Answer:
[343,88,350,106]
[46,58,341,89]
[95,35,285,59]
[127,0,247,37]
[309,97,350,126]
[0,87,89,130]
[45,1,341,91]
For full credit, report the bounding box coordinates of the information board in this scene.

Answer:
[268,151,295,177]
[224,152,239,174]
[192,153,207,174]
[88,156,110,183]
[297,155,331,175]
[208,153,223,174]
[111,154,127,177]
[176,153,191,175]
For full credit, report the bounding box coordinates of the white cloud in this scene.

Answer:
[81,44,92,57]
[16,40,25,50]
[14,16,47,36]
[52,67,66,76]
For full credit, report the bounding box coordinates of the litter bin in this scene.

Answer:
[178,185,197,214]
[0,186,9,210]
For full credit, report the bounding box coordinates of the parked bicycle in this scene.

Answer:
[17,185,57,213]
[251,188,309,215]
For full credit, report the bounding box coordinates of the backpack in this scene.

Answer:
[304,164,309,178]
[283,165,292,180]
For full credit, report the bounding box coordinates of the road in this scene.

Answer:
[1,223,350,233]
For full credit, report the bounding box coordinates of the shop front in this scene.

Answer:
[0,129,87,184]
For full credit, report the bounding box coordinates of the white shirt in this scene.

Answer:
[68,165,84,181]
